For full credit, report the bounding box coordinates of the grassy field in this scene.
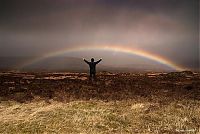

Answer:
[0,71,200,133]
[0,98,200,133]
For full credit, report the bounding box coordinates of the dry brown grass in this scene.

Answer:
[0,97,200,134]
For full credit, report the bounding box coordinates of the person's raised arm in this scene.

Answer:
[83,58,89,64]
[95,58,102,64]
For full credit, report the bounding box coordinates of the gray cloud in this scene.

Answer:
[0,0,199,70]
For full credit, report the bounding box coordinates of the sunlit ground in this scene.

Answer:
[0,99,200,133]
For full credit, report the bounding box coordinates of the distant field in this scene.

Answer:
[0,71,200,133]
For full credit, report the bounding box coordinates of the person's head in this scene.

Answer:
[91,58,94,62]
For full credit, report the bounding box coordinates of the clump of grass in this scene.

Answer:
[0,98,199,133]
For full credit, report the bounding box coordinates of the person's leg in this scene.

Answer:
[89,72,92,80]
[93,72,96,80]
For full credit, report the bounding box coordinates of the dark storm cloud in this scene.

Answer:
[0,0,199,69]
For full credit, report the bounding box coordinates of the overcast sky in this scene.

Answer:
[0,0,199,70]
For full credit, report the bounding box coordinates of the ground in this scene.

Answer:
[0,71,200,133]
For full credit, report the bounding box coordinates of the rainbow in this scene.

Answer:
[19,45,186,71]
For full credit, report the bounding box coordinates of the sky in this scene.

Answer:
[0,0,199,70]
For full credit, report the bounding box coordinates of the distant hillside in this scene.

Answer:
[0,57,189,72]
[0,57,33,70]
[0,57,87,71]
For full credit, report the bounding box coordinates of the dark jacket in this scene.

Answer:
[84,59,102,73]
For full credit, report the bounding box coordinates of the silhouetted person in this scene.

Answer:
[83,58,102,80]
